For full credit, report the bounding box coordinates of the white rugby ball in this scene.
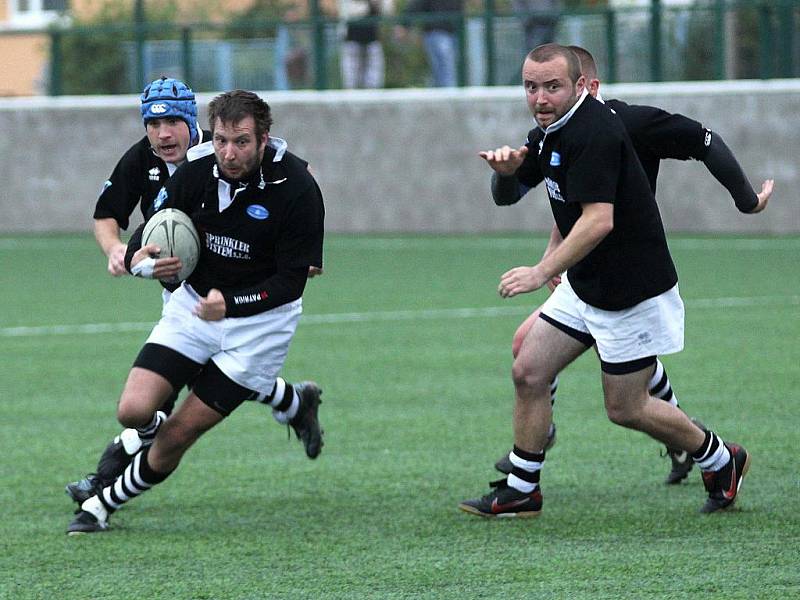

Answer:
[141,208,201,283]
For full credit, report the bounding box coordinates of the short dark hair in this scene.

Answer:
[208,90,273,141]
[567,45,599,81]
[526,44,582,84]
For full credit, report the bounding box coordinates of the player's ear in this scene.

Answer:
[576,75,586,95]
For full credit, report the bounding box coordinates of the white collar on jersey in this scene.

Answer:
[268,136,287,161]
[537,88,590,135]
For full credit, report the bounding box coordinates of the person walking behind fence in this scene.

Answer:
[396,0,463,87]
[340,0,394,88]
[513,0,560,53]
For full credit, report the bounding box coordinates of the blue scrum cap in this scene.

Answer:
[140,76,198,144]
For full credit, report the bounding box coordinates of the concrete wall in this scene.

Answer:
[1,80,798,235]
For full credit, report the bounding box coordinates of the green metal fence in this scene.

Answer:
[34,0,800,95]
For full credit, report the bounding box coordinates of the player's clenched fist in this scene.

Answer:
[479,144,529,176]
[194,288,226,321]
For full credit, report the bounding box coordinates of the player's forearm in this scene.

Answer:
[542,224,564,258]
[491,172,524,206]
[94,218,124,256]
[702,133,758,213]
[123,224,146,273]
[222,267,309,318]
[536,205,612,280]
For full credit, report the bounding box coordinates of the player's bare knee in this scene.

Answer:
[605,405,637,428]
[116,395,155,428]
[604,397,644,428]
[511,358,551,396]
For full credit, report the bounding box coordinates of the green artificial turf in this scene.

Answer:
[0,233,797,599]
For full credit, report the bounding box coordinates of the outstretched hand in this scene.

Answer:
[479,145,529,176]
[749,179,774,213]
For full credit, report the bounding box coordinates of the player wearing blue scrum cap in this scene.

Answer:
[93,76,205,278]
[65,76,209,507]
[140,76,200,152]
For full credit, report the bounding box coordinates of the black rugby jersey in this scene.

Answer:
[516,94,678,310]
[126,141,324,318]
[606,99,709,194]
[93,131,210,229]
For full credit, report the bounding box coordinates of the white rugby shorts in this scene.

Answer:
[540,274,684,364]
[145,282,302,394]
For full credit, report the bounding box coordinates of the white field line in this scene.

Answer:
[2,295,798,338]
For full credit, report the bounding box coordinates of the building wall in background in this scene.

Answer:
[0,81,797,235]
[0,33,49,96]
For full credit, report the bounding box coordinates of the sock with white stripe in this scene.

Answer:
[691,430,731,472]
[96,446,172,514]
[256,377,300,424]
[136,411,167,447]
[649,359,678,407]
[506,446,545,494]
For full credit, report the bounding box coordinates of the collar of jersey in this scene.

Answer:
[537,88,589,135]
[268,136,287,162]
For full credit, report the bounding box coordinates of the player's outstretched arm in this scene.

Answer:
[702,132,763,213]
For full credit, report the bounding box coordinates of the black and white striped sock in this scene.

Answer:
[691,430,731,472]
[256,377,299,424]
[649,359,678,407]
[506,446,545,494]
[136,411,166,447]
[97,447,172,514]
[549,375,559,406]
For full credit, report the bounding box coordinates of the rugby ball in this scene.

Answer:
[141,208,201,283]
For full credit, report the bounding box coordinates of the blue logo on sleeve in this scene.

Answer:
[153,187,168,210]
[246,204,269,220]
[550,152,561,167]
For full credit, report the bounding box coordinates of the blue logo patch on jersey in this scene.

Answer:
[100,180,112,195]
[550,152,561,167]
[246,204,269,220]
[153,187,168,210]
